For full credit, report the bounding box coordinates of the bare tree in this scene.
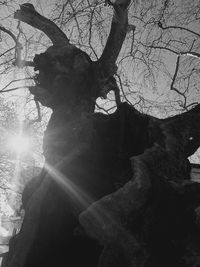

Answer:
[1,1,200,267]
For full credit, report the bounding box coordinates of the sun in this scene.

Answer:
[8,134,30,154]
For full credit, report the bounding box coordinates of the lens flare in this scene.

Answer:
[44,163,93,211]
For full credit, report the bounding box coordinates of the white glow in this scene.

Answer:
[0,225,9,237]
[8,135,30,153]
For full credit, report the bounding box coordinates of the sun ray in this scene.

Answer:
[44,163,93,212]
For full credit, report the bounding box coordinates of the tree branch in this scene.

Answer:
[171,54,180,91]
[13,59,35,68]
[170,55,187,108]
[14,4,70,47]
[0,25,20,45]
[0,25,23,66]
[0,78,32,92]
[158,22,200,38]
[180,51,200,59]
[0,47,15,58]
[98,0,133,76]
[146,45,179,55]
[0,24,35,68]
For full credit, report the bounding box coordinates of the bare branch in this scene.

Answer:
[13,60,34,67]
[146,45,179,55]
[180,51,200,59]
[0,25,19,45]
[0,47,15,58]
[0,78,32,92]
[14,4,70,47]
[0,25,23,65]
[171,55,180,91]
[158,22,200,38]
[87,1,98,59]
[115,73,133,106]
[185,102,199,110]
[147,46,200,60]
[0,86,29,93]
[95,102,110,114]
[98,0,132,76]
[0,24,34,68]
[170,55,187,108]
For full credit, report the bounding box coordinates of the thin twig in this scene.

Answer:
[0,78,33,92]
[170,55,187,108]
[171,55,180,90]
[0,86,29,93]
[0,25,20,45]
[158,22,200,38]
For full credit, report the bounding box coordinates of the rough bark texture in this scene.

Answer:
[3,2,200,267]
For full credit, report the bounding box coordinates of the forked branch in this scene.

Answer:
[14,4,70,47]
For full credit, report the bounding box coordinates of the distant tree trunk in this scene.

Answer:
[3,2,200,267]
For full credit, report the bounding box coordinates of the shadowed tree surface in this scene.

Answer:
[2,1,200,267]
